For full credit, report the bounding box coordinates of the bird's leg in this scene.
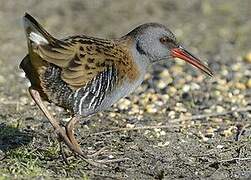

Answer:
[28,87,82,155]
[28,88,106,167]
[66,116,83,155]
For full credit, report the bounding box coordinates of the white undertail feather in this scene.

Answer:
[29,32,48,45]
[22,13,53,46]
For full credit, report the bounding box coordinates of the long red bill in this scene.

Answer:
[171,46,213,77]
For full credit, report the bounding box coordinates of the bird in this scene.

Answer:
[20,13,213,156]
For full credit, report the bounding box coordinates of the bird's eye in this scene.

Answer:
[160,37,171,44]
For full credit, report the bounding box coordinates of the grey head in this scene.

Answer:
[126,23,177,63]
[125,23,213,76]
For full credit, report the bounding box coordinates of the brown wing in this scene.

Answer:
[33,36,139,89]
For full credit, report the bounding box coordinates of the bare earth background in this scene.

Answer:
[0,0,250,179]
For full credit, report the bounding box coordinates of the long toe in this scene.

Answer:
[65,127,84,156]
[54,126,83,155]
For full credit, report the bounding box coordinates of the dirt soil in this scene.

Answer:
[0,0,250,179]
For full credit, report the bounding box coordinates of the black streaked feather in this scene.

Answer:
[72,65,118,115]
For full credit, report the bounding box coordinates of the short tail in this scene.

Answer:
[23,13,56,46]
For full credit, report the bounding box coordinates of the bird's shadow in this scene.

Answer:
[0,123,33,152]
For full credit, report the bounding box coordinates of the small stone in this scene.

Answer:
[202,136,209,142]
[233,89,240,95]
[154,128,161,132]
[130,104,141,115]
[233,112,239,118]
[211,118,223,123]
[176,58,186,65]
[171,65,183,75]
[222,126,236,137]
[126,123,135,128]
[246,79,251,88]
[168,86,177,96]
[108,155,114,159]
[159,70,173,84]
[177,79,186,86]
[216,105,225,113]
[20,96,29,105]
[235,82,246,90]
[205,127,215,138]
[184,112,192,117]
[157,141,170,147]
[214,90,221,96]
[0,150,5,160]
[142,93,158,104]
[145,104,158,114]
[161,94,170,102]
[168,111,176,119]
[62,117,71,122]
[190,82,200,90]
[204,109,212,114]
[30,100,35,106]
[159,130,166,136]
[109,112,117,118]
[0,75,5,84]
[137,115,143,120]
[244,52,251,63]
[228,92,233,98]
[55,106,64,112]
[144,130,150,135]
[206,127,214,134]
[155,100,164,106]
[118,99,131,110]
[182,84,190,92]
[216,145,224,149]
[198,131,209,142]
[157,80,167,89]
[231,63,241,71]
[159,70,170,78]
[174,103,187,112]
[148,93,158,102]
